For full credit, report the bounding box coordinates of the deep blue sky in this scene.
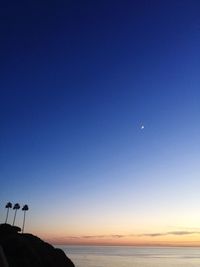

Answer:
[1,1,200,243]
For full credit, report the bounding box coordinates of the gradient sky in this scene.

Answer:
[1,0,200,246]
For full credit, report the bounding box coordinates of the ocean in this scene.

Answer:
[56,245,200,267]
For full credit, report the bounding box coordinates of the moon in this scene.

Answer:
[141,125,145,130]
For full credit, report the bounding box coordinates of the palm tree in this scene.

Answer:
[12,203,20,226]
[22,205,29,233]
[5,202,12,224]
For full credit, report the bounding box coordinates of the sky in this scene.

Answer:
[1,0,200,246]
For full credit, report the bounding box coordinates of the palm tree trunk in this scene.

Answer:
[22,211,26,233]
[12,210,17,226]
[5,208,9,224]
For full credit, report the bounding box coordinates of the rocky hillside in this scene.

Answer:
[0,224,75,267]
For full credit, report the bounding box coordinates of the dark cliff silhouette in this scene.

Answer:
[0,224,75,267]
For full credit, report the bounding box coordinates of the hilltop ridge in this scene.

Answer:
[0,224,75,267]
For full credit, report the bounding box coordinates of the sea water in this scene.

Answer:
[56,245,200,267]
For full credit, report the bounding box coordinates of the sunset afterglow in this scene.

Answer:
[1,1,200,247]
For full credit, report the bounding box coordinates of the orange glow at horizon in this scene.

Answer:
[42,232,200,247]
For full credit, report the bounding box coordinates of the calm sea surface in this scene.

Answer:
[55,245,200,267]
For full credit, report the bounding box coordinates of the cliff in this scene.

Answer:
[0,224,75,267]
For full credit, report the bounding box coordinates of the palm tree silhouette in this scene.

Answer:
[12,203,20,226]
[22,205,29,233]
[5,202,12,224]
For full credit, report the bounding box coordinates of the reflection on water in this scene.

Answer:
[55,246,200,267]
